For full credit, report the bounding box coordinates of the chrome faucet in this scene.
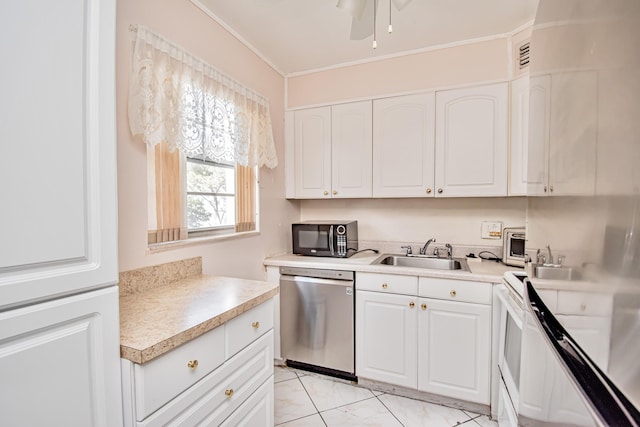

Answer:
[546,244,554,265]
[445,243,453,259]
[420,238,436,255]
[401,245,413,256]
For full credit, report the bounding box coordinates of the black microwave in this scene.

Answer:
[292,221,358,258]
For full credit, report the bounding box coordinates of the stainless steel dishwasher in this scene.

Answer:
[279,266,356,381]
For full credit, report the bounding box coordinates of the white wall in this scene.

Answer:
[116,0,298,278]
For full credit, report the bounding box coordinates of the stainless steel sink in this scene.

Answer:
[372,254,469,272]
[535,266,575,280]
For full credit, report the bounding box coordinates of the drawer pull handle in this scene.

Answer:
[409,302,415,308]
[421,303,427,310]
[187,360,199,370]
[252,321,260,329]
[450,290,457,297]
[382,283,388,289]
[225,389,234,398]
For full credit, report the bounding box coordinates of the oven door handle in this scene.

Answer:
[496,285,523,329]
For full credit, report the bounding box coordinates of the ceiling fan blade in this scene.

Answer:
[349,0,377,40]
[336,0,367,20]
[391,0,412,11]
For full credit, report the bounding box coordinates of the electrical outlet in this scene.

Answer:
[481,221,503,239]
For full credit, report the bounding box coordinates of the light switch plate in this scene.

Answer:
[481,221,503,239]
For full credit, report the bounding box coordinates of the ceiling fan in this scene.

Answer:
[336,0,413,47]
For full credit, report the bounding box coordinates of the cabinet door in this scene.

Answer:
[331,101,373,198]
[418,298,491,404]
[509,76,529,196]
[373,93,436,197]
[0,288,122,427]
[435,83,508,197]
[0,0,118,309]
[293,107,332,198]
[356,290,418,388]
[527,75,551,196]
[548,71,597,196]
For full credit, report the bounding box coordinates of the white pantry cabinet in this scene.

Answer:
[372,93,436,197]
[435,83,508,197]
[288,102,372,198]
[355,272,492,404]
[0,0,122,425]
[0,287,122,427]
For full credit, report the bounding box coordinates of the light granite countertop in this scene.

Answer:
[264,252,522,283]
[119,258,278,364]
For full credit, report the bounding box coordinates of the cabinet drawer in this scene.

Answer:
[357,272,418,295]
[139,330,274,427]
[226,298,274,359]
[419,277,491,304]
[220,375,274,426]
[557,291,612,316]
[134,326,225,421]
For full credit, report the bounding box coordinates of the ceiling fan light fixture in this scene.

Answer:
[388,0,393,33]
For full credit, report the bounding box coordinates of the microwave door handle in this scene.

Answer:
[329,225,335,255]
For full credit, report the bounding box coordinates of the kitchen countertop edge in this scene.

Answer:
[119,275,279,364]
[264,253,522,283]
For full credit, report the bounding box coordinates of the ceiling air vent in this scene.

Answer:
[518,41,530,70]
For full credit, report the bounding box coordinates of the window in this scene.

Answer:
[127,26,277,246]
[186,157,236,232]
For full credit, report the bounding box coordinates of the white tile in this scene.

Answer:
[472,415,498,427]
[299,374,375,412]
[277,413,326,427]
[275,366,298,383]
[274,378,318,425]
[378,393,472,427]
[321,397,402,427]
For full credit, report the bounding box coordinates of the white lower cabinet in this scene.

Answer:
[122,300,275,427]
[417,298,491,404]
[356,290,418,388]
[355,273,492,405]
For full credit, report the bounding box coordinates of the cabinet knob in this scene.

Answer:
[382,283,388,289]
[409,301,415,308]
[252,321,260,329]
[426,188,432,194]
[332,190,337,195]
[543,186,548,193]
[450,290,457,297]
[437,188,443,194]
[323,190,329,196]
[580,303,587,311]
[421,303,427,310]
[549,185,554,193]
[225,389,234,398]
[187,360,199,370]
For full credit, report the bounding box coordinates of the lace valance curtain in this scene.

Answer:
[128,25,278,168]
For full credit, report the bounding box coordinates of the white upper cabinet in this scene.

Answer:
[331,101,373,198]
[509,76,530,196]
[527,72,598,196]
[289,102,372,198]
[0,0,118,309]
[291,107,332,198]
[527,75,551,196]
[373,93,436,197]
[435,83,508,197]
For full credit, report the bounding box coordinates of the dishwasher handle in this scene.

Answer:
[280,274,353,287]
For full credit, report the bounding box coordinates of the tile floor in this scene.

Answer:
[274,366,498,427]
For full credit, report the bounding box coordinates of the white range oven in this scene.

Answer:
[495,271,527,426]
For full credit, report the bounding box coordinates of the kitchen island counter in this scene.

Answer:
[119,258,278,364]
